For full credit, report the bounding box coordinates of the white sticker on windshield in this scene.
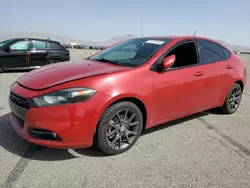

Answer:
[145,40,165,45]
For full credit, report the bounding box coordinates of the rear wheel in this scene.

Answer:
[48,58,62,64]
[96,101,143,155]
[221,83,242,114]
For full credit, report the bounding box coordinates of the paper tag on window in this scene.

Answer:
[145,40,165,45]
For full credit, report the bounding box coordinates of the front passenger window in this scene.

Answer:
[10,41,30,50]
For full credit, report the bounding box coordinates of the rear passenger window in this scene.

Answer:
[222,47,231,59]
[32,40,47,49]
[32,40,63,50]
[198,40,224,64]
[47,42,62,49]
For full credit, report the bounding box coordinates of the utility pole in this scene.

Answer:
[141,18,144,37]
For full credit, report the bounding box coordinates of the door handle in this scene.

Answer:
[226,65,233,69]
[194,71,204,76]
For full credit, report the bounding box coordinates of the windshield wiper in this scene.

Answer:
[93,58,123,66]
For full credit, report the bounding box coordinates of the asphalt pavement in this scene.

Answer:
[0,50,250,188]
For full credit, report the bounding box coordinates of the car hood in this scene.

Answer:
[17,60,131,90]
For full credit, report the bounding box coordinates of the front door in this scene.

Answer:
[151,66,207,125]
[1,40,31,69]
[149,41,207,126]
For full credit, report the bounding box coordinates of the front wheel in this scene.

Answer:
[220,83,242,114]
[96,101,143,155]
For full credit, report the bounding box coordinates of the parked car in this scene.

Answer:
[233,50,241,55]
[9,36,247,155]
[0,38,70,72]
[75,45,84,49]
[62,44,72,49]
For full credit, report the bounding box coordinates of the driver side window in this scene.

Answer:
[164,41,198,69]
[10,40,30,51]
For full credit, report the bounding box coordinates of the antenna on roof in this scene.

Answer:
[193,30,197,36]
[141,18,144,37]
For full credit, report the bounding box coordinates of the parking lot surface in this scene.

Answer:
[0,50,250,188]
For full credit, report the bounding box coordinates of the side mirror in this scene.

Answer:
[162,55,176,71]
[4,46,10,52]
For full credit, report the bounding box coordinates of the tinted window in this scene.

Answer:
[198,40,224,64]
[222,47,231,59]
[32,40,62,49]
[10,40,30,50]
[166,42,198,68]
[32,40,47,49]
[47,42,62,49]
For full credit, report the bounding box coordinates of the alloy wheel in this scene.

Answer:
[106,109,140,150]
[228,86,242,111]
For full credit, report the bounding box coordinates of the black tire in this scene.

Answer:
[96,101,143,155]
[48,59,62,64]
[221,83,242,114]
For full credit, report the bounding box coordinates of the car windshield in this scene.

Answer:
[0,39,12,47]
[88,38,171,67]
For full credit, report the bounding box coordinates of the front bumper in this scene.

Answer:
[9,83,111,149]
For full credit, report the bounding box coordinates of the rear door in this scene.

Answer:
[197,39,235,109]
[1,39,31,69]
[29,40,50,67]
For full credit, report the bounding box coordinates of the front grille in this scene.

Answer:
[13,113,24,128]
[10,92,29,109]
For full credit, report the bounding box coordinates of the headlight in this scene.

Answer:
[33,87,97,107]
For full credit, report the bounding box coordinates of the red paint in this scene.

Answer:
[25,52,31,63]
[17,60,131,90]
[9,36,247,149]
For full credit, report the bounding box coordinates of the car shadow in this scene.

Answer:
[0,113,78,161]
[141,112,208,136]
[0,110,211,160]
[73,111,209,157]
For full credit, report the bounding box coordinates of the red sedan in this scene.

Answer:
[9,36,247,155]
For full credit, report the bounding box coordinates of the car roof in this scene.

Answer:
[7,38,60,43]
[138,36,230,50]
[142,35,217,42]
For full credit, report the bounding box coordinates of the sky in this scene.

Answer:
[1,0,250,46]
